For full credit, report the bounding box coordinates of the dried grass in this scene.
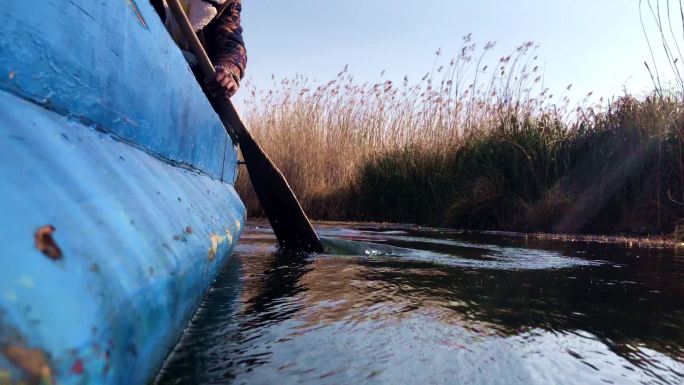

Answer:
[235,12,684,236]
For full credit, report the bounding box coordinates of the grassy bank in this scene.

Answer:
[236,39,684,235]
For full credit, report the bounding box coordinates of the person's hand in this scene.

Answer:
[206,66,239,100]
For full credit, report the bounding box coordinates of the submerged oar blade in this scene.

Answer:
[238,129,324,253]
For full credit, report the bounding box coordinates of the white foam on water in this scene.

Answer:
[324,237,603,271]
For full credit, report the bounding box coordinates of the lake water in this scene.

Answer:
[155,222,683,385]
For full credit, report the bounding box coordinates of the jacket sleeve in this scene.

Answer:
[206,0,247,79]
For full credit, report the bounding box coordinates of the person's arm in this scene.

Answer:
[205,0,247,99]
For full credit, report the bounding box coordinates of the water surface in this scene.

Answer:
[156,222,683,385]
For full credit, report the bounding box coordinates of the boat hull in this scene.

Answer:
[0,1,245,384]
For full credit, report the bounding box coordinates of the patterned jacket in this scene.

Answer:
[150,0,247,80]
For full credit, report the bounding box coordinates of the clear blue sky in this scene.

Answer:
[235,0,679,105]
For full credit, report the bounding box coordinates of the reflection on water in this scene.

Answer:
[156,222,684,385]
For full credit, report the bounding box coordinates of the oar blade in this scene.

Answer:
[239,130,324,253]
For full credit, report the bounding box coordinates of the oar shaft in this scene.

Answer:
[165,0,324,253]
[167,0,244,141]
[166,0,215,77]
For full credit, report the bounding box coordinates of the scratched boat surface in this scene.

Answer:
[0,1,245,384]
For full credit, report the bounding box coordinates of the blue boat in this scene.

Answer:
[0,1,245,384]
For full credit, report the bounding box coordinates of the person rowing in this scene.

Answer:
[150,0,246,100]
[152,0,325,252]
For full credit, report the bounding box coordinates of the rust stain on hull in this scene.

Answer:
[2,345,53,384]
[34,225,62,260]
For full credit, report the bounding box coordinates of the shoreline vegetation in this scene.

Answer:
[236,32,684,240]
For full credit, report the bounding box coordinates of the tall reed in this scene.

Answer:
[237,28,684,235]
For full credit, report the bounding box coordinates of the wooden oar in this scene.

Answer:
[167,0,324,253]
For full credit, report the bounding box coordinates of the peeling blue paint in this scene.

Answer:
[0,1,246,384]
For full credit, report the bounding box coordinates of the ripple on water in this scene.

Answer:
[155,223,684,385]
[324,237,604,270]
